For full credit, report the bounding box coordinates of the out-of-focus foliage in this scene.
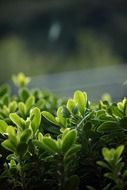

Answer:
[0,32,122,83]
[0,0,127,83]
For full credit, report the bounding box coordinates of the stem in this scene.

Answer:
[19,159,26,190]
[77,112,93,128]
[57,155,66,190]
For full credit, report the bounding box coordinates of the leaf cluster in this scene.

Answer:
[0,73,127,190]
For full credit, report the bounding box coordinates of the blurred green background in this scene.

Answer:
[0,0,127,84]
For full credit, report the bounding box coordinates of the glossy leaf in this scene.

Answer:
[0,120,8,134]
[74,90,87,116]
[97,121,118,133]
[2,139,17,152]
[62,106,71,118]
[56,106,66,126]
[18,102,26,117]
[9,113,25,129]
[102,147,114,162]
[19,88,30,102]
[67,99,77,114]
[42,111,59,126]
[114,145,124,160]
[117,98,127,113]
[110,104,124,118]
[38,132,43,141]
[62,129,77,153]
[9,101,17,113]
[6,126,16,137]
[25,95,35,111]
[42,137,59,154]
[33,140,45,151]
[30,107,41,133]
[20,128,32,143]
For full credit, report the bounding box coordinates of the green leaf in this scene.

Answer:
[2,94,10,106]
[18,102,26,117]
[74,90,87,116]
[114,145,124,159]
[62,129,77,153]
[9,159,16,168]
[30,107,41,133]
[0,120,8,134]
[67,99,77,114]
[119,117,127,130]
[61,106,71,118]
[42,137,59,154]
[9,113,25,129]
[0,84,10,97]
[97,121,118,133]
[16,142,28,157]
[9,101,17,113]
[42,111,59,126]
[20,129,32,143]
[64,144,81,162]
[98,114,116,122]
[25,95,35,111]
[28,140,35,154]
[12,73,30,88]
[18,88,30,102]
[110,104,124,118]
[33,140,45,151]
[56,106,66,126]
[6,126,16,137]
[6,154,16,161]
[97,161,110,170]
[2,139,17,152]
[104,172,115,181]
[117,98,127,113]
[38,132,43,141]
[87,186,96,190]
[43,124,60,135]
[102,147,114,162]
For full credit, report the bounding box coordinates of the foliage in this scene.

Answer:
[0,73,127,190]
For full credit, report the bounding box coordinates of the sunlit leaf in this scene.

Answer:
[20,128,32,143]
[42,111,59,126]
[30,107,41,133]
[2,139,16,152]
[67,99,77,114]
[18,88,30,102]
[9,113,25,129]
[42,137,59,154]
[9,101,17,113]
[74,90,87,116]
[62,129,77,153]
[25,95,35,111]
[18,102,26,117]
[0,120,8,134]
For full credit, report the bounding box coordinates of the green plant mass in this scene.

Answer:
[0,73,127,190]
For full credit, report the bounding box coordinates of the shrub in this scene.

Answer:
[0,73,127,190]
